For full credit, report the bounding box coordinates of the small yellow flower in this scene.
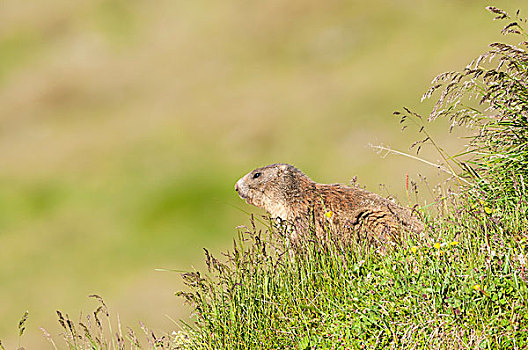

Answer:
[325,210,333,219]
[474,284,488,296]
[478,199,493,214]
[450,241,459,246]
[410,246,418,253]
[434,242,441,249]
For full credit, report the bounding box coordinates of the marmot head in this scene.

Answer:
[235,163,310,218]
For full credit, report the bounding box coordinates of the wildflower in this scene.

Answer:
[450,241,459,246]
[410,246,418,253]
[325,210,333,219]
[478,199,493,214]
[434,242,441,249]
[473,284,488,296]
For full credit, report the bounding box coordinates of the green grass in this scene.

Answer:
[178,198,528,349]
[3,1,526,343]
[175,8,528,349]
[2,4,528,350]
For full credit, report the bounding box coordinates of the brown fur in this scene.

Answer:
[235,163,423,244]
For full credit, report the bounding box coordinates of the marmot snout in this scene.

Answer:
[235,163,423,244]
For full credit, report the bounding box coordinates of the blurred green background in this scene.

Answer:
[0,0,524,347]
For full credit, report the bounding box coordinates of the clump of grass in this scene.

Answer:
[177,6,528,349]
[399,6,528,207]
[42,295,189,350]
[0,296,191,350]
[178,198,528,349]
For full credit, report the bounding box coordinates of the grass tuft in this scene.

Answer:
[178,198,528,348]
[401,7,528,207]
[43,295,188,350]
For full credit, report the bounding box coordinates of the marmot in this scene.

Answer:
[235,163,423,244]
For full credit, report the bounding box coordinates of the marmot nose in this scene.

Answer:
[235,183,239,192]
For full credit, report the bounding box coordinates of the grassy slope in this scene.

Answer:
[181,199,528,349]
[1,0,527,348]
[177,6,528,350]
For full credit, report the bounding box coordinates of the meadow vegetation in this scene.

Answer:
[175,7,528,349]
[1,3,528,350]
[5,1,519,344]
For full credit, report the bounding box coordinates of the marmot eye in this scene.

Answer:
[253,172,261,179]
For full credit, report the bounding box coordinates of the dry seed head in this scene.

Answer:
[18,311,29,336]
[66,317,77,337]
[89,294,109,316]
[56,311,67,330]
[127,327,141,348]
[486,6,508,20]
